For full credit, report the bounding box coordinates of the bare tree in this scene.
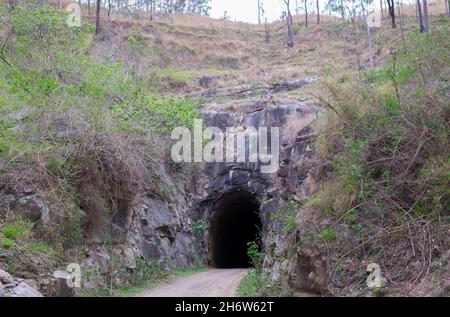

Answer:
[283,0,294,47]
[417,0,425,32]
[422,0,429,31]
[150,0,154,21]
[386,0,396,28]
[360,0,374,68]
[304,0,308,27]
[397,0,406,49]
[264,17,270,42]
[316,0,320,24]
[380,0,384,18]
[95,0,101,35]
[258,0,261,24]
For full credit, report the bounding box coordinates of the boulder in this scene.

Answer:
[9,282,43,297]
[0,194,16,210]
[0,270,14,285]
[16,196,49,223]
[122,247,137,270]
[22,184,36,195]
[198,76,222,88]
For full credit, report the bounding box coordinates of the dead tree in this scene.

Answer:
[417,0,425,32]
[258,0,261,24]
[423,0,429,31]
[283,0,294,47]
[95,0,101,34]
[264,17,270,42]
[386,0,396,28]
[316,0,320,24]
[304,0,308,27]
[360,0,374,68]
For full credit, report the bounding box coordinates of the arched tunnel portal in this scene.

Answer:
[208,191,261,268]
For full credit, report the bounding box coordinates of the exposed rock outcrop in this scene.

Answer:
[193,95,327,294]
[0,269,43,297]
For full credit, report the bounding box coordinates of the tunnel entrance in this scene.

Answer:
[209,191,261,268]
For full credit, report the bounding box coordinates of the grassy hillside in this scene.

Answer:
[0,1,449,296]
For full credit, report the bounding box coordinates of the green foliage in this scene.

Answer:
[25,241,57,256]
[62,203,83,248]
[237,269,285,297]
[112,96,200,134]
[192,220,208,235]
[320,229,337,241]
[310,24,450,288]
[1,4,200,141]
[1,219,34,241]
[246,240,262,271]
[1,237,14,248]
[0,136,8,154]
[271,199,300,234]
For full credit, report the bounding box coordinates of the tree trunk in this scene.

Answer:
[417,0,425,32]
[95,0,101,35]
[108,0,111,18]
[423,0,429,32]
[351,17,361,70]
[316,0,320,24]
[88,0,91,16]
[150,0,154,21]
[360,0,374,69]
[380,0,384,19]
[386,0,396,28]
[284,0,294,47]
[258,0,261,24]
[304,0,308,27]
[397,0,403,27]
[264,17,270,42]
[415,0,419,21]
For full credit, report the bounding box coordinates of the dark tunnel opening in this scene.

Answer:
[209,191,261,268]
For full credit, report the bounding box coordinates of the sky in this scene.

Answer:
[210,0,285,23]
[209,0,403,24]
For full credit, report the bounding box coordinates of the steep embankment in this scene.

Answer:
[1,3,449,298]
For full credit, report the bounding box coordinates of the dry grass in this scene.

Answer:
[305,23,449,295]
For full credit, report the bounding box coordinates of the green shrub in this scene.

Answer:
[237,269,285,297]
[271,199,300,235]
[25,241,56,256]
[320,229,337,241]
[247,240,262,271]
[192,220,208,235]
[0,137,8,154]
[1,219,34,241]
[1,238,14,248]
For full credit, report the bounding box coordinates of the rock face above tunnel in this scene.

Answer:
[195,101,324,279]
[200,102,322,202]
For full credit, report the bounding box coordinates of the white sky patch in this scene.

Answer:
[211,0,284,23]
[210,0,419,24]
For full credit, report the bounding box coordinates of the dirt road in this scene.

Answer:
[138,269,248,297]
